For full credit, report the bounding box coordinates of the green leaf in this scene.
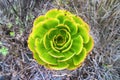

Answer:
[61,31,71,49]
[61,40,73,53]
[32,22,48,38]
[77,24,89,43]
[59,29,67,37]
[84,22,90,32]
[71,35,83,55]
[48,50,64,58]
[35,38,57,65]
[73,48,86,65]
[32,18,59,38]
[56,24,70,33]
[56,13,71,23]
[10,31,15,37]
[27,34,36,53]
[58,49,75,62]
[33,15,46,26]
[64,19,77,35]
[7,22,12,28]
[47,62,69,70]
[50,41,60,53]
[45,9,60,18]
[84,36,94,53]
[0,46,8,56]
[47,28,58,39]
[67,59,79,70]
[43,33,51,50]
[43,18,59,30]
[72,15,90,31]
[33,52,46,65]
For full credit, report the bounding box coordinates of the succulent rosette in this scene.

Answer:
[28,9,94,70]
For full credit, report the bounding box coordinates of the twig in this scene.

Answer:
[6,0,19,17]
[71,0,79,15]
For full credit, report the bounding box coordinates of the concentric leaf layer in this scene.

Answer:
[28,9,94,70]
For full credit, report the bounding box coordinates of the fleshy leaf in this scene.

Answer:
[67,59,79,70]
[48,50,64,58]
[73,48,86,65]
[56,24,70,32]
[50,41,60,53]
[33,52,46,65]
[72,15,90,31]
[43,18,59,30]
[77,24,89,43]
[84,36,94,53]
[62,40,73,53]
[32,22,48,38]
[71,35,83,55]
[47,62,69,70]
[45,9,60,18]
[35,38,57,65]
[58,49,75,62]
[27,34,35,53]
[32,18,59,38]
[43,33,51,50]
[33,15,46,26]
[48,28,58,39]
[61,30,71,49]
[56,13,71,23]
[64,19,77,35]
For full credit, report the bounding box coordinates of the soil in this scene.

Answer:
[0,0,120,80]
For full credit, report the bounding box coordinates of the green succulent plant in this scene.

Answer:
[28,9,94,70]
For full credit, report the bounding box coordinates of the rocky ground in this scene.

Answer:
[0,0,120,80]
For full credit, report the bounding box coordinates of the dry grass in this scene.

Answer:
[0,0,120,80]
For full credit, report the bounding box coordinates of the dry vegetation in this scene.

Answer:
[0,0,120,80]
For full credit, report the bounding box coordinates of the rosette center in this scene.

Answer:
[56,35,64,44]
